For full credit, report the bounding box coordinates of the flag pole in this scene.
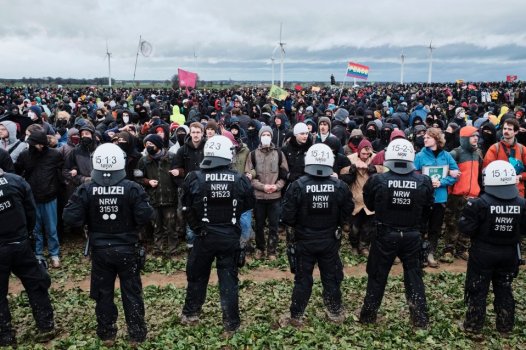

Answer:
[338,63,349,105]
[133,35,142,82]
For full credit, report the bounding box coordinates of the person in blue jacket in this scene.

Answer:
[414,127,459,268]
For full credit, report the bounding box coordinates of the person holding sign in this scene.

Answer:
[413,128,459,268]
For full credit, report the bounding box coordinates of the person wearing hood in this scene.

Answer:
[282,123,313,185]
[136,134,178,257]
[372,123,393,153]
[342,139,378,257]
[479,121,497,155]
[344,129,364,156]
[272,114,289,149]
[1,105,33,139]
[113,131,142,180]
[0,148,15,173]
[414,127,459,268]
[409,102,429,127]
[444,122,461,151]
[27,106,55,136]
[371,129,406,169]
[169,125,189,155]
[63,124,98,191]
[170,104,186,126]
[15,126,64,268]
[364,120,380,142]
[303,118,317,137]
[332,108,349,146]
[391,103,410,129]
[441,126,482,263]
[0,120,27,163]
[244,120,260,151]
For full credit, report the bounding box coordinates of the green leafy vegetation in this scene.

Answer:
[5,272,525,349]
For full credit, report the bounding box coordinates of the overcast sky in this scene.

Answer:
[1,0,525,83]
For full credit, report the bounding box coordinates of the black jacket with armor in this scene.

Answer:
[62,178,154,247]
[458,193,526,246]
[363,170,434,231]
[182,166,255,237]
[0,170,36,243]
[282,174,353,240]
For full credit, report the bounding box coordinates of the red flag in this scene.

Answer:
[178,68,197,88]
[294,84,302,91]
[507,75,518,82]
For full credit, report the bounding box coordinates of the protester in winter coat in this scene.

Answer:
[0,120,27,163]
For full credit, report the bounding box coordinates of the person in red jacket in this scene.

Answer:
[441,126,482,262]
[482,118,526,197]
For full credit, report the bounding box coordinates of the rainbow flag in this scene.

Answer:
[346,62,369,80]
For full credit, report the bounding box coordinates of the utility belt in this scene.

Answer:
[376,222,419,236]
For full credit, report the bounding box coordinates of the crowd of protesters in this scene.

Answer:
[1,81,526,267]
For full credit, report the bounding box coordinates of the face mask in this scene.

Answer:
[248,128,256,134]
[177,134,186,145]
[366,129,377,140]
[118,143,128,152]
[123,116,129,124]
[28,111,38,121]
[445,132,454,142]
[146,146,157,155]
[415,135,425,149]
[81,111,87,115]
[350,137,362,146]
[80,137,92,147]
[261,135,272,146]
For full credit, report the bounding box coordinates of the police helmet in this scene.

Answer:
[384,138,415,174]
[200,135,234,169]
[483,160,518,199]
[91,143,127,186]
[304,143,334,177]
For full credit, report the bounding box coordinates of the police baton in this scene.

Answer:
[83,237,90,257]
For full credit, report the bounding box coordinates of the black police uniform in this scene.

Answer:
[63,178,153,342]
[0,170,54,345]
[359,170,434,327]
[181,166,254,332]
[459,192,526,333]
[282,174,353,319]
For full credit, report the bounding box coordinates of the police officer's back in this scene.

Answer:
[459,160,526,335]
[281,143,353,327]
[359,138,434,328]
[180,135,254,334]
[0,168,55,346]
[63,143,153,346]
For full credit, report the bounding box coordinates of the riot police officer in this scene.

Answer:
[63,143,154,346]
[180,135,254,335]
[359,138,434,328]
[280,143,353,327]
[0,168,55,347]
[459,160,526,335]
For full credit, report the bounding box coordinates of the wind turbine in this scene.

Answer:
[271,45,279,85]
[427,40,434,84]
[400,51,405,85]
[278,23,286,88]
[193,48,198,72]
[105,40,112,92]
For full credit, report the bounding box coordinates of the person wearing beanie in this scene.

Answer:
[205,119,219,139]
[342,139,378,257]
[137,131,178,256]
[414,127,459,268]
[344,128,364,156]
[246,124,289,260]
[15,125,64,268]
[316,117,334,144]
[442,126,482,263]
[282,122,312,184]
